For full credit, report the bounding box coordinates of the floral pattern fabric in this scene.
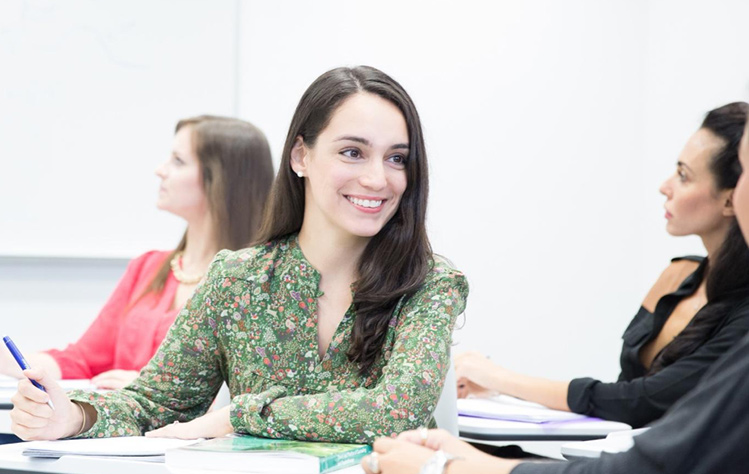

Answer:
[69,235,468,443]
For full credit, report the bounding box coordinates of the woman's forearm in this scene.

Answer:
[494,369,571,412]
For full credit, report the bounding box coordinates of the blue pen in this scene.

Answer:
[3,335,55,410]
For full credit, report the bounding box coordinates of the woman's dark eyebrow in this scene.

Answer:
[677,161,693,172]
[335,135,370,146]
[335,135,409,150]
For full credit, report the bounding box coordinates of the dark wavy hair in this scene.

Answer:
[254,66,433,376]
[650,102,749,373]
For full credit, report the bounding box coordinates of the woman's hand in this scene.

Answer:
[362,429,519,474]
[145,405,233,439]
[456,351,573,411]
[396,428,485,458]
[362,438,436,474]
[454,351,506,398]
[10,369,83,440]
[91,370,139,389]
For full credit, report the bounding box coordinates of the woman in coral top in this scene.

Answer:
[0,115,274,389]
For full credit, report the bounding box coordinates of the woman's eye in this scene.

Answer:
[677,170,686,181]
[173,156,185,165]
[388,154,407,166]
[341,149,361,159]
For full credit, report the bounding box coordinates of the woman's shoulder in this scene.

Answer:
[205,238,291,281]
[398,256,468,319]
[669,255,705,265]
[641,256,705,311]
[659,255,704,284]
[720,293,749,323]
[125,250,171,275]
[131,249,172,264]
[422,255,468,290]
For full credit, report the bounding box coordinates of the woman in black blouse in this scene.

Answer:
[455,102,749,428]
[362,99,749,474]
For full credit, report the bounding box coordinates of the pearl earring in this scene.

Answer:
[296,171,303,178]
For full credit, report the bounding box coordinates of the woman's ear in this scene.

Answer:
[723,189,736,217]
[290,136,308,177]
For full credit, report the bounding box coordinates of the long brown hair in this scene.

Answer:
[650,102,749,373]
[254,66,433,376]
[145,115,275,296]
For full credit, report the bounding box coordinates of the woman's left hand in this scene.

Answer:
[91,370,139,389]
[362,429,520,474]
[455,351,510,398]
[362,437,437,474]
[145,405,233,439]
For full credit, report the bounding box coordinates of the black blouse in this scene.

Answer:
[513,324,749,474]
[566,256,749,427]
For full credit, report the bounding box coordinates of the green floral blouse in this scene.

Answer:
[68,235,468,443]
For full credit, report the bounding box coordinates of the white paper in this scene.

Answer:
[457,395,587,423]
[23,436,200,458]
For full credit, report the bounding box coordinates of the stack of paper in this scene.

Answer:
[457,395,588,423]
[22,436,199,462]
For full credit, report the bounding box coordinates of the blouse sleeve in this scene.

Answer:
[66,254,227,437]
[567,301,749,427]
[228,269,468,444]
[44,253,156,379]
[513,330,749,474]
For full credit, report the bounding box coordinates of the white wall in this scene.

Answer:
[3,0,749,382]
[0,0,238,258]
[0,258,127,354]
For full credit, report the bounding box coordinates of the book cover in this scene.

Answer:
[166,435,371,474]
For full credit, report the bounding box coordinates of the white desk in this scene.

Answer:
[0,411,10,436]
[459,415,632,460]
[1,388,15,436]
[0,442,365,474]
[0,442,169,474]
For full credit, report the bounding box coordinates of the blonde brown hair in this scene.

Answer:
[145,115,274,296]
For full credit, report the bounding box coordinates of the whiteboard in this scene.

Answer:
[0,0,238,258]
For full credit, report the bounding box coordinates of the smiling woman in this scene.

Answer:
[291,93,409,242]
[293,93,408,240]
[9,66,468,445]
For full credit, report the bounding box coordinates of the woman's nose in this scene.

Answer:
[155,161,167,178]
[359,160,387,190]
[659,178,671,198]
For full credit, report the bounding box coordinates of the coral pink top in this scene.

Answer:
[46,251,180,379]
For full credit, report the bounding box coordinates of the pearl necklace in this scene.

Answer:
[170,251,204,285]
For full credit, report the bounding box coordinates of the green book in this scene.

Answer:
[166,434,371,474]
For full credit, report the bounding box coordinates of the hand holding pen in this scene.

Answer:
[3,336,54,410]
[3,336,86,440]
